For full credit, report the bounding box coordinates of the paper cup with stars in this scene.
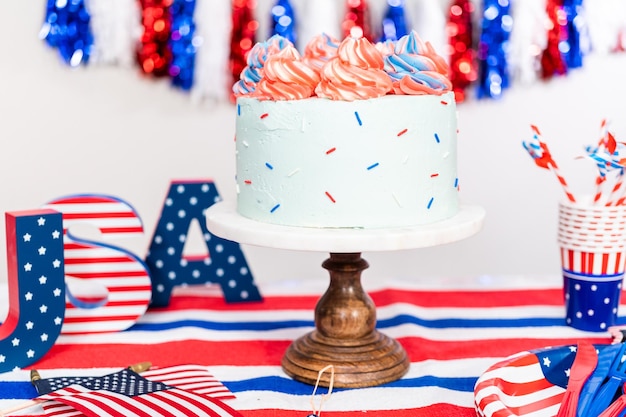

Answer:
[558,198,626,332]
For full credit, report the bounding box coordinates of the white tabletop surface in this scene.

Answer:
[206,201,486,253]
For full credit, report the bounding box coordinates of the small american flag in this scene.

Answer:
[141,364,236,400]
[33,367,242,417]
[474,344,593,417]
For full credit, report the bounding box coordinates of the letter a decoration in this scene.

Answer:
[0,209,65,372]
[147,180,262,305]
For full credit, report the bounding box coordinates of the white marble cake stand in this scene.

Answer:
[206,201,485,388]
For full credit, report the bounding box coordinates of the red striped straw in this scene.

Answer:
[593,175,606,205]
[595,120,610,205]
[551,165,577,203]
[607,168,625,206]
[527,125,576,203]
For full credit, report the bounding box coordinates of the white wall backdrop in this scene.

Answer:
[1,2,626,290]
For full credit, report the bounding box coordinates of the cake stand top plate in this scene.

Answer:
[206,201,485,253]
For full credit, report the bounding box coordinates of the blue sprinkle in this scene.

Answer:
[434,133,440,143]
[237,104,241,115]
[427,197,434,209]
[265,162,274,170]
[270,204,280,213]
[355,111,362,126]
[367,162,380,170]
[454,178,459,188]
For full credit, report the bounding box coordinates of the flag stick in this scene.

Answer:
[0,399,43,416]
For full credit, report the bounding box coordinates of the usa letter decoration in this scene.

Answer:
[43,195,152,334]
[0,209,65,372]
[147,180,262,306]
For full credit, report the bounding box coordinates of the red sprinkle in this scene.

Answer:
[397,128,408,137]
[441,101,448,105]
[260,113,269,119]
[325,191,336,203]
[430,173,439,178]
[326,147,336,155]
[244,180,252,184]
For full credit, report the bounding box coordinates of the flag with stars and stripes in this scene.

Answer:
[33,368,242,417]
[473,344,614,417]
[35,364,235,417]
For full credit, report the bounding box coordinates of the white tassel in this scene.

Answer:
[255,0,275,43]
[114,0,142,67]
[405,0,447,59]
[84,0,141,66]
[298,0,341,52]
[507,0,548,85]
[586,0,626,54]
[191,0,232,102]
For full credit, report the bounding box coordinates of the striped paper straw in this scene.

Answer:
[523,125,576,203]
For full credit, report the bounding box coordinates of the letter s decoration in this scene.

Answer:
[43,195,152,334]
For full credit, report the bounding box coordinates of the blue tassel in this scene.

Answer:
[562,0,585,69]
[476,0,512,99]
[169,0,197,91]
[271,0,296,45]
[40,0,93,66]
[381,0,408,42]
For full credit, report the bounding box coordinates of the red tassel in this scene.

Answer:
[137,0,173,77]
[540,0,567,79]
[229,0,258,93]
[447,0,476,103]
[342,0,372,41]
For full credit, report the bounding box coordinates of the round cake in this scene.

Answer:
[233,31,459,229]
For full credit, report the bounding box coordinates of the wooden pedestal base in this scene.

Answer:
[281,253,410,388]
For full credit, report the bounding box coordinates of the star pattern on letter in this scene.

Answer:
[0,211,68,372]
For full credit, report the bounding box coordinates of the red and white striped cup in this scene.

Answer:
[558,198,626,331]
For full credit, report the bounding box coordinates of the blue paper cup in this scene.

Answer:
[563,270,623,331]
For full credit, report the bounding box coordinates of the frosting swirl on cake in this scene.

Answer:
[254,45,321,100]
[302,33,340,72]
[384,31,452,95]
[315,35,393,101]
[375,39,395,57]
[232,35,292,97]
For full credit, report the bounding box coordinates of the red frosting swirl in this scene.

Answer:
[302,33,340,72]
[315,36,392,101]
[254,45,321,101]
